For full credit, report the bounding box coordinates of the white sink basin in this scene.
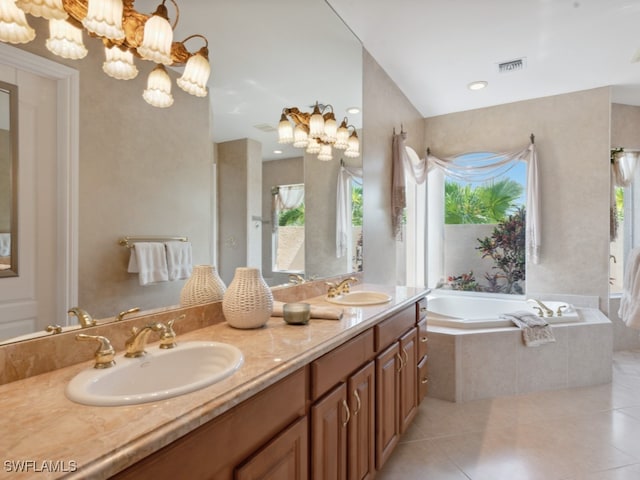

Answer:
[326,291,392,306]
[66,341,243,406]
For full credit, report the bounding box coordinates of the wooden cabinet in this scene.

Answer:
[311,361,375,480]
[236,416,308,480]
[375,342,400,469]
[417,299,429,402]
[399,328,418,433]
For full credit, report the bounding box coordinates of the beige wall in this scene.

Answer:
[425,88,611,311]
[362,50,425,285]
[16,18,213,318]
[612,103,640,149]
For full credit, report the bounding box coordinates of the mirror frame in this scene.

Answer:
[0,79,18,278]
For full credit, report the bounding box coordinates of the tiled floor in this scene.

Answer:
[378,350,640,480]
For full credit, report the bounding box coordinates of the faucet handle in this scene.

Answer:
[76,334,116,369]
[159,314,185,349]
[116,307,140,321]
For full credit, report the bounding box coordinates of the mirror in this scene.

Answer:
[0,80,17,278]
[0,0,362,344]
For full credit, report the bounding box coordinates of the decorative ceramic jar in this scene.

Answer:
[180,265,226,307]
[222,267,273,329]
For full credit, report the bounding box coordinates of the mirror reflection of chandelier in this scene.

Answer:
[0,0,211,108]
[277,102,360,161]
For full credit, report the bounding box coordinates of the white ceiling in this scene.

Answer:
[326,0,640,117]
[175,0,640,159]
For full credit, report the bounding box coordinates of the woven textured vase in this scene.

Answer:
[180,265,226,307]
[222,267,273,329]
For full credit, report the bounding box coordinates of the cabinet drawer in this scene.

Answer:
[311,329,374,401]
[417,318,428,360]
[418,355,428,401]
[417,297,428,322]
[375,305,415,351]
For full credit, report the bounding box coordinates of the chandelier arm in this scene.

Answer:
[167,0,179,30]
[179,34,208,50]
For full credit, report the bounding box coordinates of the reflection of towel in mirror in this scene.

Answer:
[165,241,192,281]
[127,242,168,286]
[500,311,556,347]
[272,301,343,320]
[619,247,640,330]
[0,233,10,257]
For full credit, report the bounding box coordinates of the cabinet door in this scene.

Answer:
[399,328,418,433]
[235,417,308,480]
[375,342,400,469]
[312,383,348,480]
[347,361,375,480]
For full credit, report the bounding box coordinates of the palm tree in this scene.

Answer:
[445,179,524,224]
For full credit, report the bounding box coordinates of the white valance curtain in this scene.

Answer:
[611,150,640,240]
[336,164,363,258]
[391,132,541,264]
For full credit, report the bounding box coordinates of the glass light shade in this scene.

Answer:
[292,124,309,148]
[143,65,173,108]
[317,144,333,162]
[309,105,325,138]
[16,0,67,20]
[334,121,349,150]
[46,19,87,59]
[137,13,173,65]
[277,114,293,144]
[82,0,124,41]
[103,45,138,80]
[177,51,210,97]
[344,133,360,158]
[306,137,321,155]
[323,114,337,143]
[0,0,35,44]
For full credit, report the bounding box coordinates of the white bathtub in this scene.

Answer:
[427,293,581,329]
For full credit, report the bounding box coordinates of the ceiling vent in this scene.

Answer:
[497,58,526,73]
[253,123,277,133]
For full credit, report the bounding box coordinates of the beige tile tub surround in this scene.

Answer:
[0,279,398,479]
[427,308,613,402]
[0,274,361,385]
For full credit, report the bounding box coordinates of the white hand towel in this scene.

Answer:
[0,233,10,257]
[165,241,193,281]
[131,242,168,286]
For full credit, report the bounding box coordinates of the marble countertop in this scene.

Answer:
[0,284,426,479]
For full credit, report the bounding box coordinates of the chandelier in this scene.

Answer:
[277,102,360,161]
[0,0,210,108]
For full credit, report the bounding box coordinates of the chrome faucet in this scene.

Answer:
[326,276,358,298]
[68,307,97,328]
[124,322,165,358]
[527,299,554,317]
[116,307,140,321]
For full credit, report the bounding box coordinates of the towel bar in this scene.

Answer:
[118,236,188,249]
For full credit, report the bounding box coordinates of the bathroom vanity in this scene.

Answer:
[0,284,428,479]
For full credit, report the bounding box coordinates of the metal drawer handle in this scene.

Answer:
[402,348,409,366]
[421,377,429,384]
[396,352,405,372]
[419,306,427,313]
[420,336,428,343]
[342,399,351,428]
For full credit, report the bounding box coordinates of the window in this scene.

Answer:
[272,184,305,273]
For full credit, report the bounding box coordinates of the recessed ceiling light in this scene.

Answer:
[346,106,361,114]
[273,149,283,154]
[468,81,488,91]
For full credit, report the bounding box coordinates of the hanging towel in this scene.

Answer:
[619,247,640,330]
[500,311,556,347]
[165,241,193,281]
[127,242,169,286]
[272,301,343,320]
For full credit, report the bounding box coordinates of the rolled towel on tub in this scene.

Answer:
[272,301,343,320]
[500,311,556,347]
